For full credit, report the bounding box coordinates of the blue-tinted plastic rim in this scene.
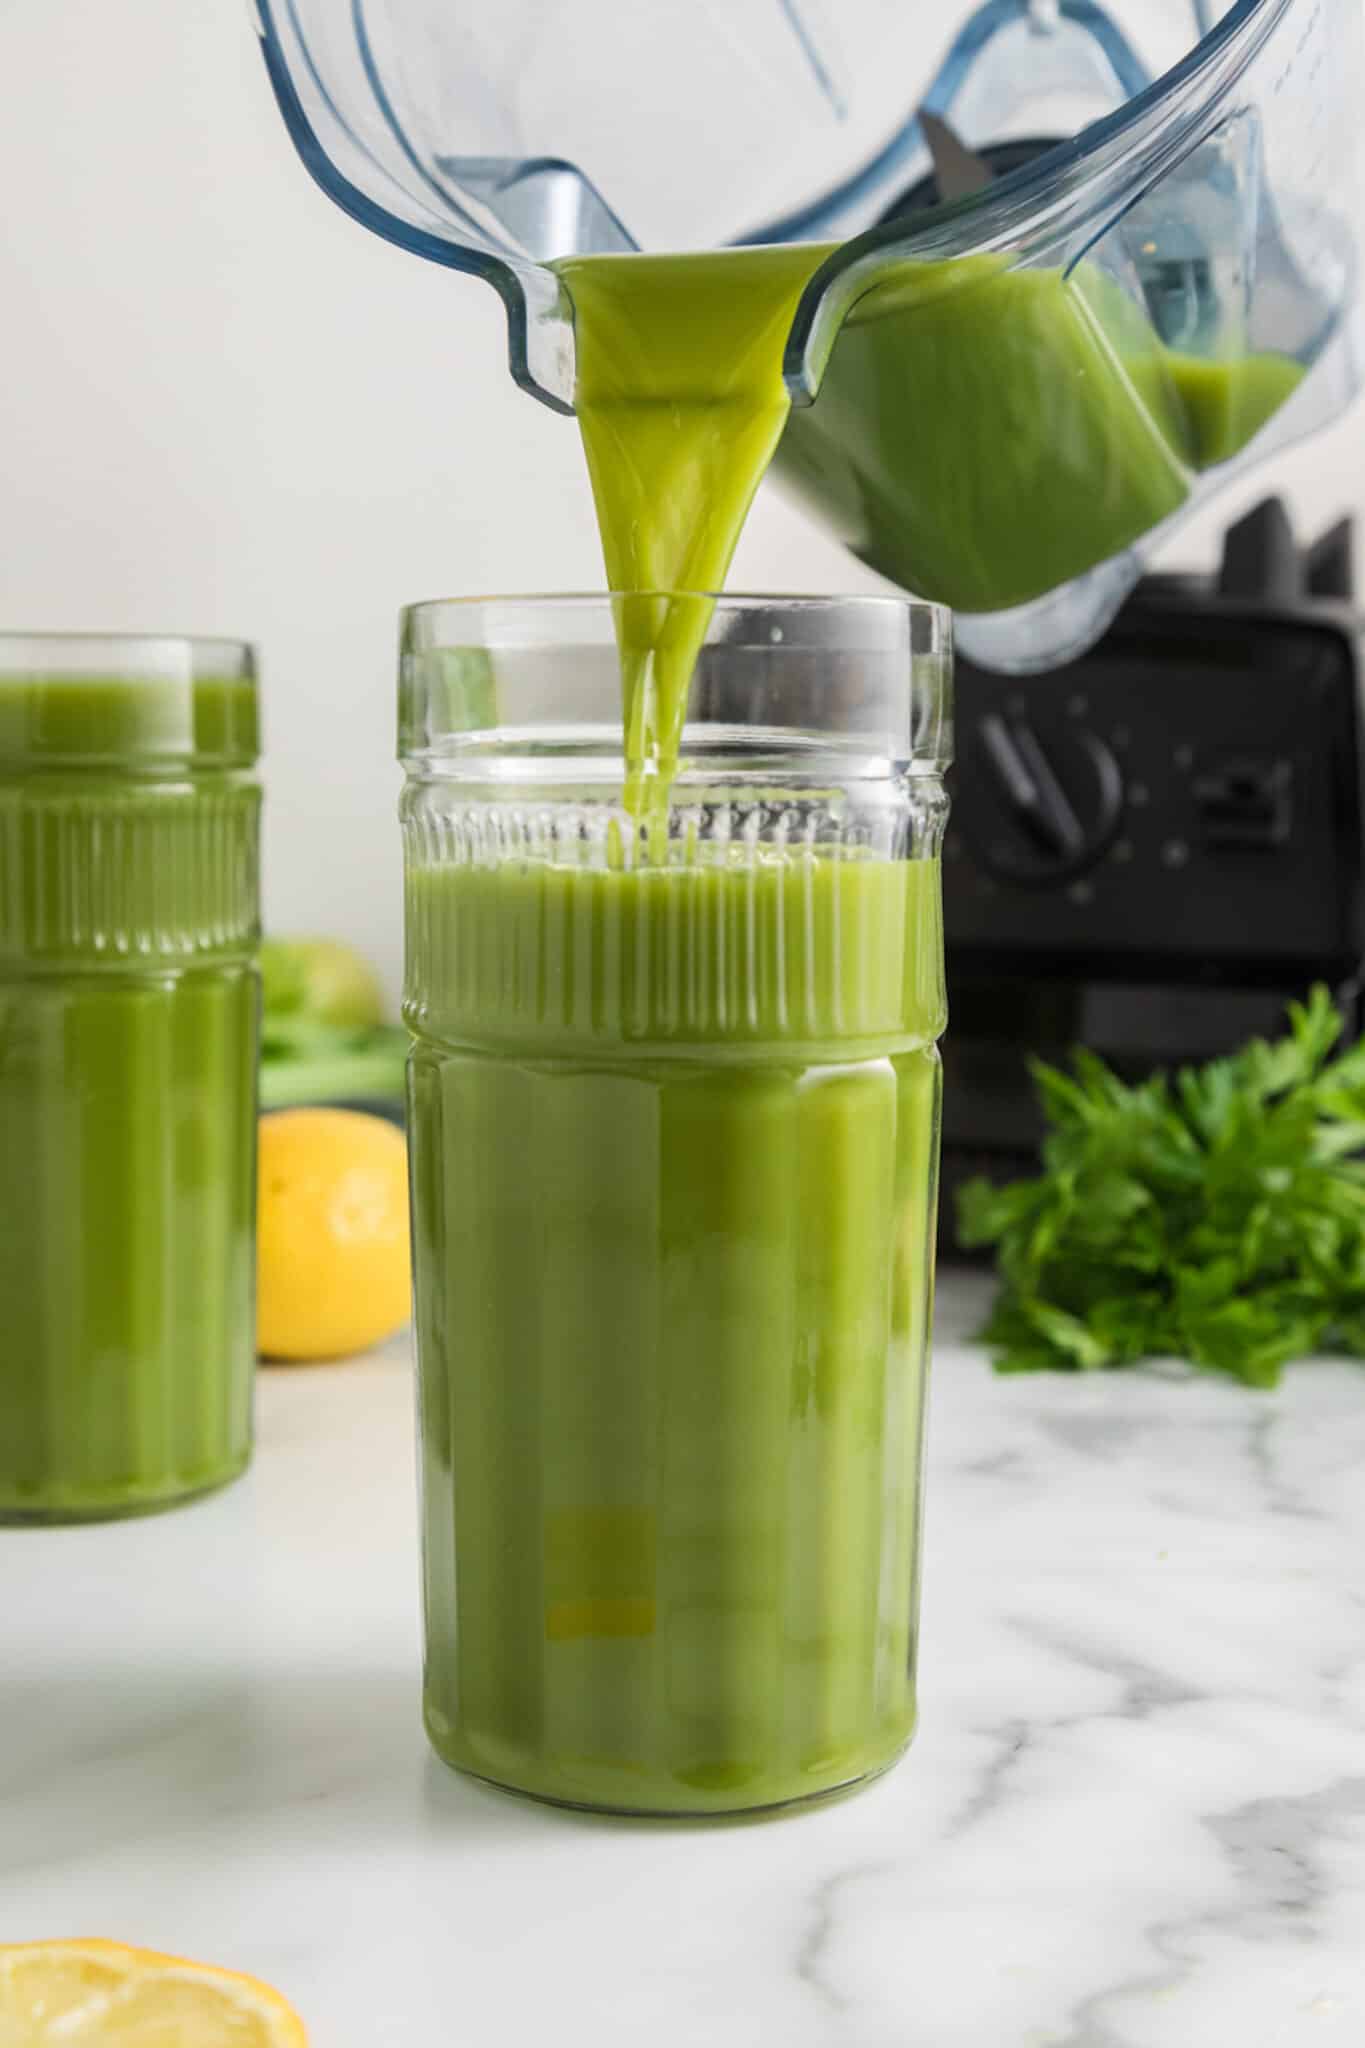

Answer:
[254,0,1288,412]
[781,0,1289,396]
[739,0,1154,243]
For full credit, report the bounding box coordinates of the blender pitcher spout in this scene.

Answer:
[252,0,581,410]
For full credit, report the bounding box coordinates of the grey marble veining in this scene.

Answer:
[1,1272,1363,2045]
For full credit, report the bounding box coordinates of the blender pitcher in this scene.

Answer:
[255,0,1365,668]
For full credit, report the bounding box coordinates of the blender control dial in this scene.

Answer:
[956,713,1124,886]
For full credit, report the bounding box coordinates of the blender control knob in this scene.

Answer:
[957,713,1124,886]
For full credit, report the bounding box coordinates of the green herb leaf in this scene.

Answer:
[960,986,1365,1388]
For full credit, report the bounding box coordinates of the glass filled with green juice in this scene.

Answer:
[0,636,261,1522]
[400,593,951,1816]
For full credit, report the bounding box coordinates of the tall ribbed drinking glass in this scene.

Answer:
[0,637,260,1521]
[400,594,951,1815]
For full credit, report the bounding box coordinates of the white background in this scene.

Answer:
[1,0,1363,1004]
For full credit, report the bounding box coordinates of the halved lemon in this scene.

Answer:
[0,1940,307,2045]
[257,1107,411,1362]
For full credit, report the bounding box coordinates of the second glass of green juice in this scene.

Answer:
[401,594,951,1817]
[0,636,260,1522]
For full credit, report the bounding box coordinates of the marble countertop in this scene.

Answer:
[3,1273,1364,2046]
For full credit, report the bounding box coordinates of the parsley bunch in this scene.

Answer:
[957,986,1365,1387]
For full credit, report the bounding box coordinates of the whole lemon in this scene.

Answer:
[257,1108,411,1361]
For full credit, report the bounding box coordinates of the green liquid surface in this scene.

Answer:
[408,851,943,1813]
[0,677,259,1520]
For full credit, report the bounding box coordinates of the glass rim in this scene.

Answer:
[401,590,950,623]
[399,590,952,773]
[0,632,255,674]
[0,634,259,768]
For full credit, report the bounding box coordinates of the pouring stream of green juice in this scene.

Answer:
[557,243,1302,806]
[554,245,831,818]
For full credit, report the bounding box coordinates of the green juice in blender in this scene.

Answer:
[0,661,260,1520]
[773,251,1304,614]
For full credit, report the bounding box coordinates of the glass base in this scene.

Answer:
[425,1712,916,1821]
[0,1448,252,1526]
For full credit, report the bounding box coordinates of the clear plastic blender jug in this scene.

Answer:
[255,0,1364,669]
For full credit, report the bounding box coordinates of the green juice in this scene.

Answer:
[555,246,830,808]
[409,231,1301,1812]
[773,252,1304,615]
[0,672,260,1520]
[407,851,944,1813]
